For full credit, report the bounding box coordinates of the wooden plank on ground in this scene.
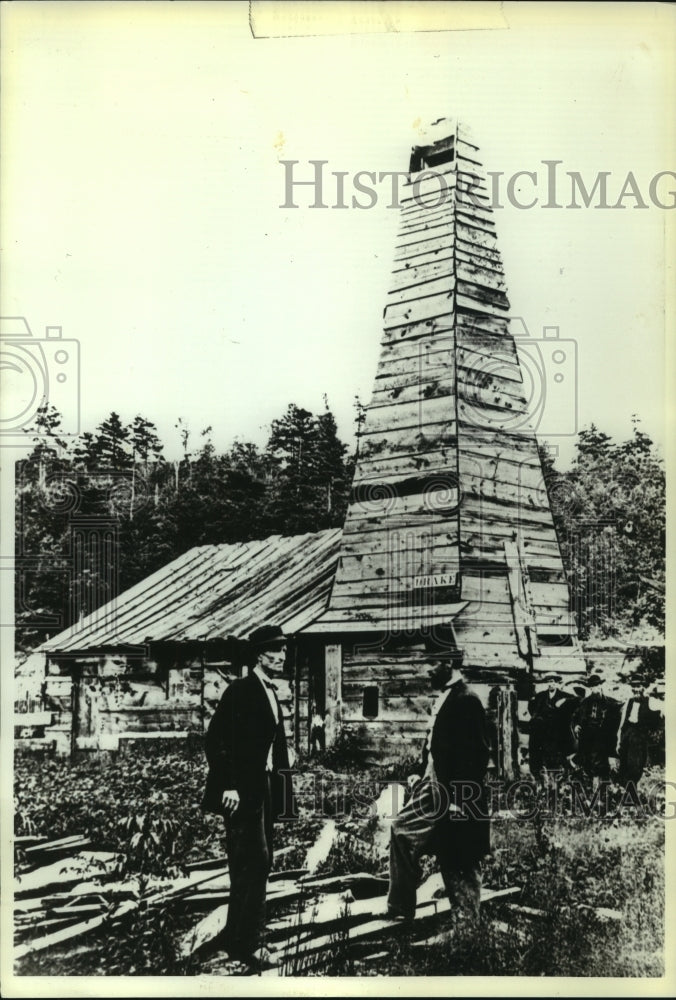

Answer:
[15,853,118,897]
[299,872,389,894]
[264,883,521,973]
[178,904,228,959]
[177,879,306,958]
[24,835,86,856]
[185,856,227,872]
[14,900,137,960]
[39,839,92,856]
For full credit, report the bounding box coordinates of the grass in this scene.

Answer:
[13,743,665,977]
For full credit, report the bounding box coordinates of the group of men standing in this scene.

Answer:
[201,624,661,971]
[528,670,660,790]
[201,624,492,969]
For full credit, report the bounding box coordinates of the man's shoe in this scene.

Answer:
[386,907,414,925]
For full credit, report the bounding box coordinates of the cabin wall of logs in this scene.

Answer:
[294,633,522,777]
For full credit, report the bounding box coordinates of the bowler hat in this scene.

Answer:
[249,624,287,652]
[586,673,604,688]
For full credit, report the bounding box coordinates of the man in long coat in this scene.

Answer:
[616,679,661,787]
[572,673,621,786]
[201,624,296,967]
[387,656,491,925]
[528,672,571,788]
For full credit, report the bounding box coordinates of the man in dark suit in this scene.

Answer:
[616,678,661,787]
[201,624,296,967]
[387,656,491,926]
[528,672,571,788]
[572,672,621,788]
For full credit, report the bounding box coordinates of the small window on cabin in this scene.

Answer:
[362,686,379,719]
[538,635,574,648]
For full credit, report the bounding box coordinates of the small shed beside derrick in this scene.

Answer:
[37,530,341,755]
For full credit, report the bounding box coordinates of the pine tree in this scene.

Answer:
[263,402,352,535]
[130,416,164,466]
[316,397,349,521]
[93,412,131,469]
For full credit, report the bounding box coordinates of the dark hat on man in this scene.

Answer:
[249,624,287,653]
[586,673,604,688]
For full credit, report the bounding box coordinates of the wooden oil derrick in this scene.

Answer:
[304,119,585,772]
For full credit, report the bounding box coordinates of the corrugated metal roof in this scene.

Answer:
[40,529,342,653]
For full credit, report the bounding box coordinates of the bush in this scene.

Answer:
[314,726,370,772]
[13,742,223,867]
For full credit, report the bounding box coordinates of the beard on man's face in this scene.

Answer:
[428,662,456,690]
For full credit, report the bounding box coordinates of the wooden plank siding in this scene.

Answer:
[304,120,586,754]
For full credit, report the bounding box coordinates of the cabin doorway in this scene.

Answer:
[309,659,326,754]
[299,641,341,753]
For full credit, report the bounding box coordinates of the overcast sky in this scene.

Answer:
[2,2,672,468]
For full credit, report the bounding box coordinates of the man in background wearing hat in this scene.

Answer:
[616,678,662,788]
[202,624,296,968]
[559,676,588,771]
[572,673,621,789]
[528,672,570,790]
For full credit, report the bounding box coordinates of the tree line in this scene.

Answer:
[542,419,665,640]
[15,401,353,650]
[15,405,664,651]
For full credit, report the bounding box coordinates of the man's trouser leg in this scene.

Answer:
[529,740,544,784]
[387,778,446,920]
[619,727,647,785]
[224,781,273,959]
[437,858,482,928]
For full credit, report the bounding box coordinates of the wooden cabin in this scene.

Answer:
[37,530,342,755]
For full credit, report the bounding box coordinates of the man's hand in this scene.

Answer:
[221,789,240,816]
